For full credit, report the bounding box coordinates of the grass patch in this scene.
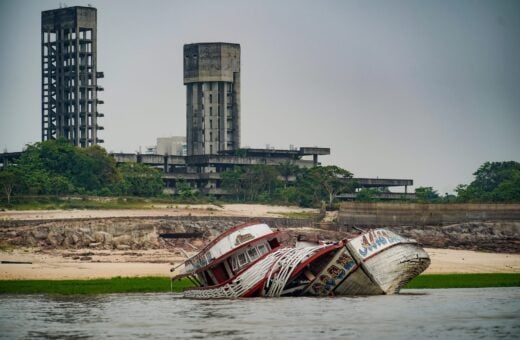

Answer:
[0,277,194,295]
[404,273,520,289]
[2,274,518,295]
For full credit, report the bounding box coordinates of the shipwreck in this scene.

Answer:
[171,222,430,298]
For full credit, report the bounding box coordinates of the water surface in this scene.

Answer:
[1,288,519,339]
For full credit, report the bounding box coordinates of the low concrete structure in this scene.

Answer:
[338,202,520,226]
[109,146,331,194]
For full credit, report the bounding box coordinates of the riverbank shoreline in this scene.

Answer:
[2,206,519,282]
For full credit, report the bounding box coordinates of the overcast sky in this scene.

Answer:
[1,0,519,194]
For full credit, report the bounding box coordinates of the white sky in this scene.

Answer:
[1,0,519,194]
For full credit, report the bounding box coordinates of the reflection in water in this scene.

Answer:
[0,289,519,339]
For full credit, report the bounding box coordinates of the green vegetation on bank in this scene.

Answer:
[0,274,518,295]
[220,163,354,208]
[1,139,519,209]
[411,161,520,203]
[0,277,192,295]
[0,139,164,205]
[404,273,520,289]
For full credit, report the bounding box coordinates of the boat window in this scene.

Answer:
[247,247,259,260]
[230,256,237,271]
[257,244,267,255]
[237,252,248,267]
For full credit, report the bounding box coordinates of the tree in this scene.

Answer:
[221,167,244,200]
[456,161,520,202]
[10,138,120,195]
[0,170,17,204]
[415,186,440,203]
[277,161,299,188]
[81,145,120,190]
[249,165,280,201]
[494,170,520,202]
[50,176,74,197]
[176,178,196,200]
[116,163,164,197]
[220,165,281,202]
[302,165,354,208]
[472,161,520,193]
[356,188,378,202]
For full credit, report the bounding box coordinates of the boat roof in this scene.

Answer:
[180,221,278,275]
[196,220,265,255]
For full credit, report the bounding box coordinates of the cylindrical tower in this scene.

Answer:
[184,42,240,156]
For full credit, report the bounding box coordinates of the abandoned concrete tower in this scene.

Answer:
[41,6,105,147]
[184,43,241,156]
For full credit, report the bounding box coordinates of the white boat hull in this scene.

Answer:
[304,229,430,296]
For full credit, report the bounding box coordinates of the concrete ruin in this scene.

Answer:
[184,43,241,156]
[0,11,414,199]
[41,6,105,147]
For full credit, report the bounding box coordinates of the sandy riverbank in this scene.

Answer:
[1,247,519,280]
[0,204,318,221]
[1,206,519,280]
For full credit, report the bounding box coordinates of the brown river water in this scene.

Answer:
[0,288,519,339]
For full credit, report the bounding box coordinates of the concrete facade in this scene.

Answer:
[184,43,240,156]
[41,6,104,147]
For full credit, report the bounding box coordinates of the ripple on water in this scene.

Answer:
[0,288,519,339]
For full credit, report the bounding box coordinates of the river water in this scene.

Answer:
[0,288,519,339]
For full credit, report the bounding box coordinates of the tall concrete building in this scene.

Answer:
[41,6,104,147]
[184,43,240,156]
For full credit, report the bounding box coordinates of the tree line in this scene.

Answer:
[220,163,354,208]
[407,161,520,203]
[0,139,163,203]
[1,139,518,206]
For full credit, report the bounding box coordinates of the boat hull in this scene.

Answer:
[308,229,430,296]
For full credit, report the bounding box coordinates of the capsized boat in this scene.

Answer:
[171,221,430,298]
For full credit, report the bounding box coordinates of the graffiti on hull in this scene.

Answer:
[307,248,357,296]
[351,229,406,259]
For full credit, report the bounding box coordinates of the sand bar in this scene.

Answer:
[0,204,317,221]
[1,248,519,280]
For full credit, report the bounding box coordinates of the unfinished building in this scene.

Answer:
[41,6,105,147]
